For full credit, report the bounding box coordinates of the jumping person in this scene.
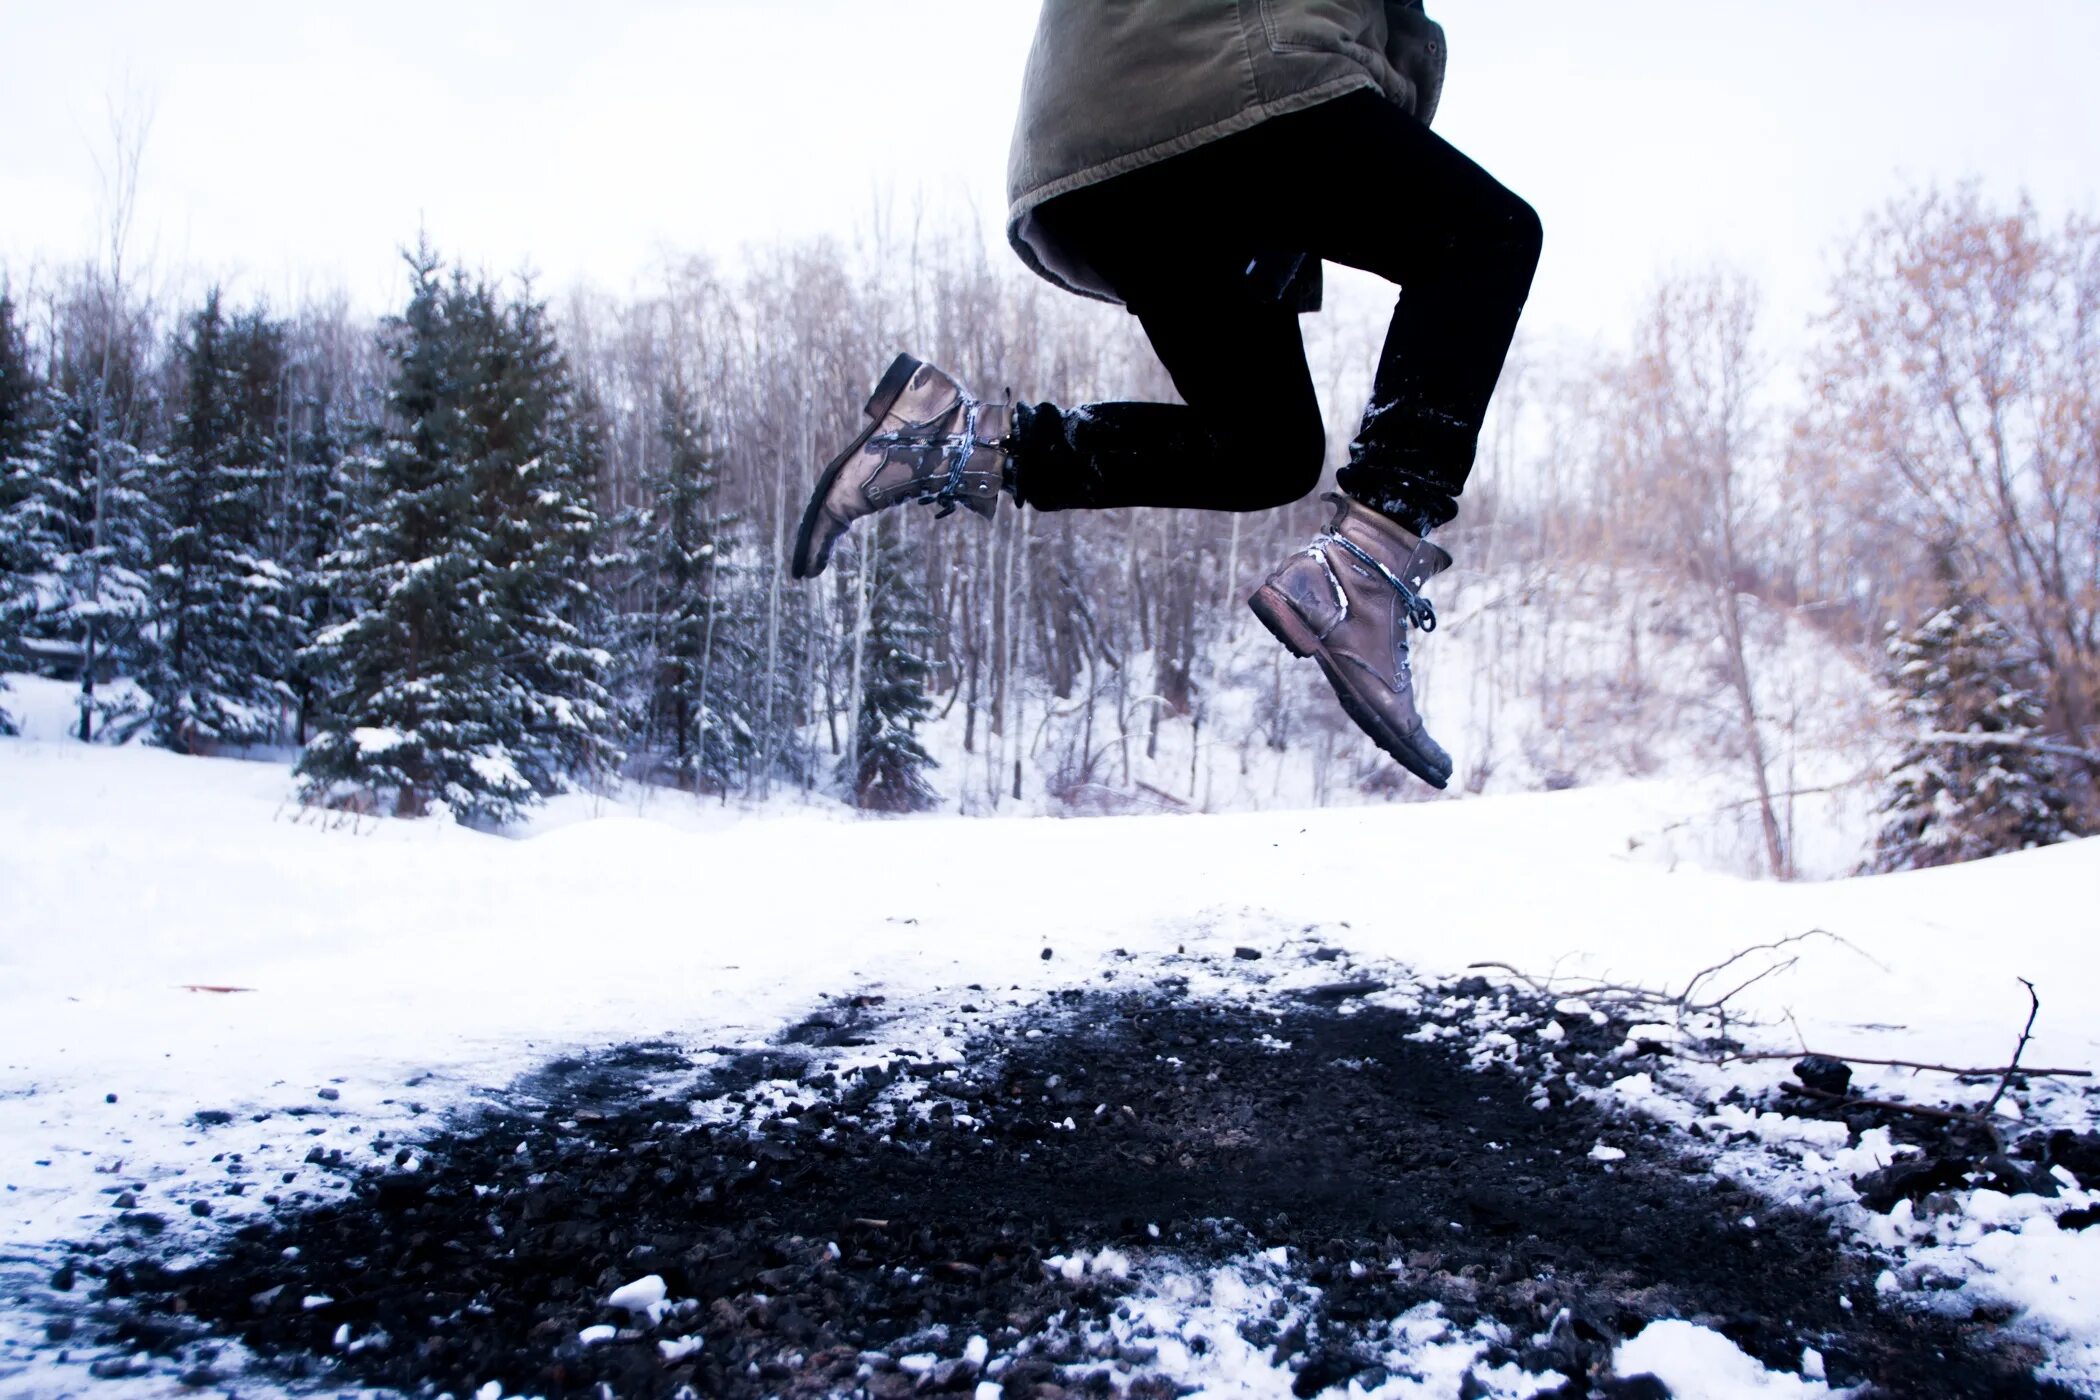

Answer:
[791,0,1541,790]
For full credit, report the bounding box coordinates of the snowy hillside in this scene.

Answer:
[2,692,2095,1396]
[801,563,1888,882]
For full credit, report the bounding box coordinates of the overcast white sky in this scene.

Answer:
[4,1,2097,353]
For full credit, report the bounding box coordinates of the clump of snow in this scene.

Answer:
[1613,1319,1835,1396]
[605,1273,666,1313]
[1097,1255,1558,1398]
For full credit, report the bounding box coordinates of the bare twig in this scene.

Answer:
[1981,978,2041,1119]
[1678,929,1883,1012]
[1782,1009,1811,1056]
[1462,961,1664,1006]
[1695,957,1799,1015]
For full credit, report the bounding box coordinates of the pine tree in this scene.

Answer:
[452,279,620,793]
[297,247,533,823]
[840,513,939,811]
[18,358,157,740]
[275,364,358,744]
[298,250,621,821]
[0,293,40,732]
[634,381,749,791]
[139,291,294,752]
[1868,566,2085,871]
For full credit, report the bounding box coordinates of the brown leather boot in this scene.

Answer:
[790,353,1010,580]
[1248,492,1454,788]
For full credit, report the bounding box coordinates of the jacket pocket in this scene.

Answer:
[1258,0,1387,57]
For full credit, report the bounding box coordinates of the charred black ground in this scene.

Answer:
[45,977,2080,1398]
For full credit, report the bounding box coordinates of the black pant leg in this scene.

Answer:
[1010,272,1325,515]
[1243,92,1542,532]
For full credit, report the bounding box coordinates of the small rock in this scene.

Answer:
[112,1191,137,1209]
[193,1110,233,1127]
[104,1093,117,1104]
[1596,1378,1672,1399]
[316,1087,340,1102]
[2049,1129,2100,1185]
[1854,1158,1967,1213]
[50,1263,75,1292]
[1792,1055,1852,1096]
[1041,947,1053,961]
[932,1358,978,1389]
[189,1200,213,1218]
[1233,947,1262,961]
[44,1318,74,1342]
[1299,979,1383,1003]
[2057,1206,2100,1231]
[373,1175,427,1211]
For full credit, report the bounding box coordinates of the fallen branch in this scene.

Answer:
[1694,1048,2089,1080]
[1468,928,1879,1028]
[1462,962,1658,1006]
[1466,949,2090,1084]
[1787,1082,1986,1126]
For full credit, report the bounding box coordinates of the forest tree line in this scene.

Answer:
[0,185,2092,863]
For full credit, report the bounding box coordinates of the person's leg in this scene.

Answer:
[1008,287,1324,514]
[1230,90,1543,534]
[1005,163,1326,515]
[1228,93,1537,786]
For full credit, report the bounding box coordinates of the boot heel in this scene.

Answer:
[865,353,922,419]
[1249,586,1319,659]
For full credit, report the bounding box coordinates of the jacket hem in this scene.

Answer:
[1004,75,1382,306]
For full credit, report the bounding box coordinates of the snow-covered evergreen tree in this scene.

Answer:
[631,381,751,791]
[274,365,359,744]
[298,250,619,821]
[0,292,40,732]
[139,292,294,752]
[1868,568,2085,870]
[840,514,939,812]
[451,280,620,793]
[298,248,533,822]
[15,358,158,740]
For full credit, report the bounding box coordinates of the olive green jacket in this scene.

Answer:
[1006,0,1447,307]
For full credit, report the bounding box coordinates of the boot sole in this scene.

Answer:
[1248,585,1452,791]
[789,352,924,580]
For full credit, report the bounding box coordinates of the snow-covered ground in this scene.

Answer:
[2,673,2095,1397]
